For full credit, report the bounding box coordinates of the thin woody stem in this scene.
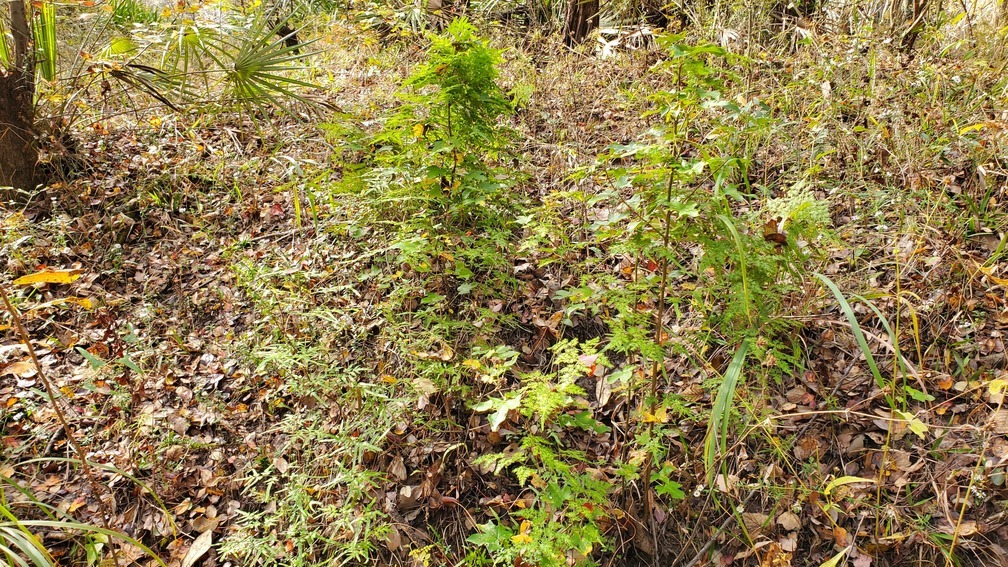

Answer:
[1,284,121,567]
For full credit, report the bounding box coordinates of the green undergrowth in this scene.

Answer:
[220,19,838,566]
[4,3,1008,566]
[204,11,1008,567]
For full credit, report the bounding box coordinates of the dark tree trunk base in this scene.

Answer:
[0,69,39,202]
[563,0,599,47]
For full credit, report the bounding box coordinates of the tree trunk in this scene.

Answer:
[562,0,599,46]
[900,0,929,53]
[1,0,39,201]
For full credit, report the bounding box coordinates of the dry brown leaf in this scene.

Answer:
[181,530,213,567]
[991,410,1008,435]
[743,512,770,536]
[191,515,219,533]
[939,520,978,536]
[385,525,402,552]
[833,525,850,546]
[389,455,407,482]
[273,457,289,474]
[777,511,802,532]
[1,360,35,378]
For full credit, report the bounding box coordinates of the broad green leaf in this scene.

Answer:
[894,409,928,439]
[489,395,521,432]
[76,347,107,370]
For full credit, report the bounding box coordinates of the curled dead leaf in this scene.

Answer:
[1,360,35,378]
[389,455,407,482]
[742,512,770,536]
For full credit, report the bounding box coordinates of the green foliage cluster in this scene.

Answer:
[227,20,836,565]
[470,339,611,566]
[363,17,516,227]
[326,18,524,395]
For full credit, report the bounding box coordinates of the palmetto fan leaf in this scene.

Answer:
[106,63,183,110]
[204,13,322,112]
[162,21,218,96]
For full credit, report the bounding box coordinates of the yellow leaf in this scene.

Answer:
[642,406,668,424]
[894,409,929,439]
[823,476,876,496]
[31,296,93,311]
[974,262,1008,286]
[461,359,483,371]
[819,545,851,567]
[989,379,1008,395]
[510,520,533,544]
[959,122,985,135]
[13,269,83,286]
[67,497,86,513]
[510,533,533,544]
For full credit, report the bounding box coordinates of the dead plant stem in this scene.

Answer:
[1,284,121,567]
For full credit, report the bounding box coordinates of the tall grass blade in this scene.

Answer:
[718,214,752,325]
[0,511,52,567]
[704,339,749,486]
[814,273,887,392]
[0,537,37,567]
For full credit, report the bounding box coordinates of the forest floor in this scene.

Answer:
[3,13,1008,567]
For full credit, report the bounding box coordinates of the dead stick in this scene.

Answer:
[1,284,121,567]
[677,490,758,567]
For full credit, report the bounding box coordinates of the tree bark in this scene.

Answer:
[563,0,599,46]
[1,0,39,200]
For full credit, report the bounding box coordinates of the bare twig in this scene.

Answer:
[1,284,121,567]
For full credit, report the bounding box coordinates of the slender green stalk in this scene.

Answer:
[31,1,56,81]
[704,340,749,486]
